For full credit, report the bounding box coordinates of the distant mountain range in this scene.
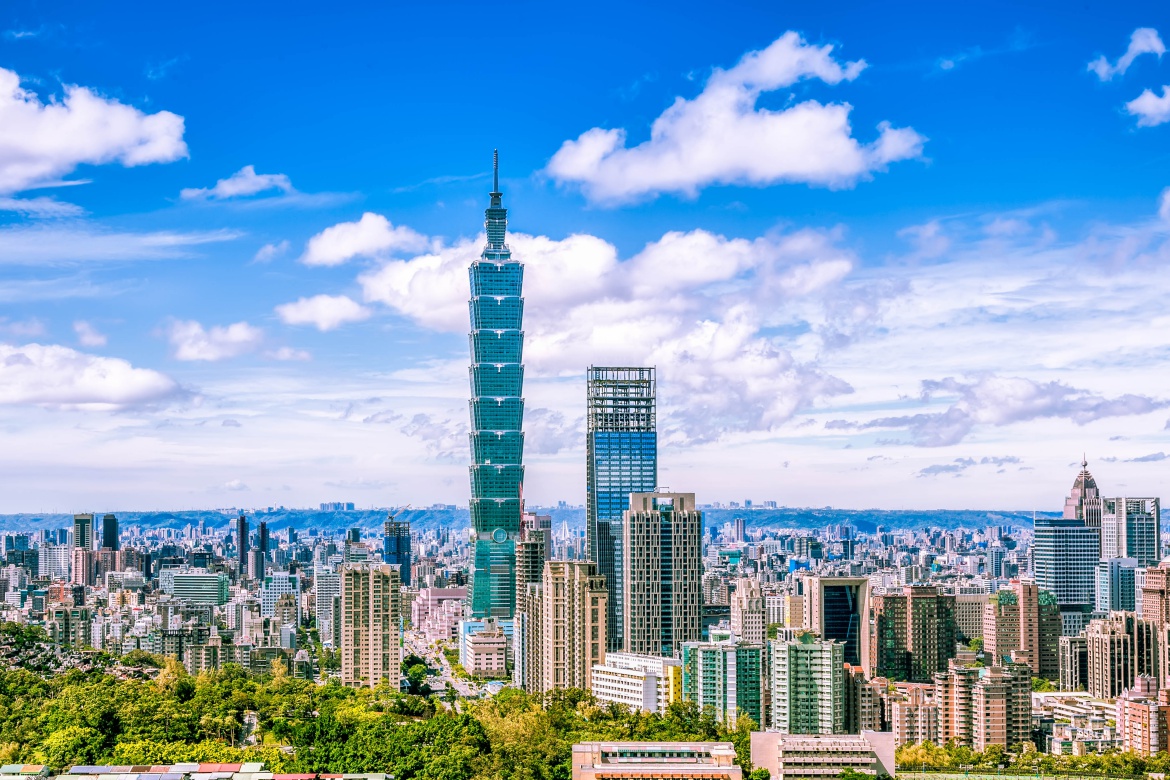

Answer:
[0,506,1056,536]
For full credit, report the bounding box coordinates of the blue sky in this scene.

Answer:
[1,1,1169,512]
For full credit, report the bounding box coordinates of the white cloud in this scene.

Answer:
[223,479,250,492]
[0,318,46,338]
[254,240,290,262]
[362,225,856,440]
[1089,28,1165,81]
[0,196,84,217]
[267,346,311,361]
[275,294,371,331]
[0,224,238,266]
[73,320,107,347]
[301,212,428,267]
[0,342,180,409]
[830,375,1166,446]
[180,165,294,200]
[0,66,186,194]
[1127,86,1170,127]
[167,320,263,361]
[546,31,924,203]
[1160,188,1170,222]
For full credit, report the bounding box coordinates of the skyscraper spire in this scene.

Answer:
[467,148,524,619]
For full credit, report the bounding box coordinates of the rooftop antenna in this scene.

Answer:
[492,149,499,194]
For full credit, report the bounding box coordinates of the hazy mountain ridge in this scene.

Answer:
[0,507,1054,536]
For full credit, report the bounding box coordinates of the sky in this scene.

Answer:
[1,1,1169,512]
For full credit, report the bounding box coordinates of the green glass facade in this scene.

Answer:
[468,152,524,619]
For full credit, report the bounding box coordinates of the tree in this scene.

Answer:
[405,664,431,697]
[1031,677,1056,692]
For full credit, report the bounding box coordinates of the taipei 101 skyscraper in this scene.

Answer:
[467,150,524,619]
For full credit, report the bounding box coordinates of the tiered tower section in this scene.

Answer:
[467,150,524,618]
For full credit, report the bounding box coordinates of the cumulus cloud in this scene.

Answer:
[0,66,186,194]
[73,320,107,347]
[301,213,428,267]
[546,31,924,203]
[167,320,263,361]
[834,375,1167,446]
[1089,28,1165,81]
[0,318,46,338]
[221,418,241,428]
[362,224,858,441]
[1127,86,1170,127]
[223,479,249,491]
[275,294,371,331]
[1127,451,1168,462]
[180,165,294,200]
[0,342,180,409]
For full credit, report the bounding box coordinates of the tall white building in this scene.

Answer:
[591,652,681,714]
[315,569,341,647]
[38,544,71,580]
[260,571,300,618]
[731,577,766,645]
[1102,498,1160,567]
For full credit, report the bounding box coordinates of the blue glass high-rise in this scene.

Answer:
[586,366,657,651]
[468,151,524,619]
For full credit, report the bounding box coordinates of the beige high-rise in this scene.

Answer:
[731,577,766,644]
[542,560,607,692]
[623,492,702,656]
[972,664,1031,751]
[339,563,401,688]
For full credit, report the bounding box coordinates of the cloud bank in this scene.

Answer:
[546,31,924,203]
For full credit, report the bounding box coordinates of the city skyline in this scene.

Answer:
[1,4,1170,511]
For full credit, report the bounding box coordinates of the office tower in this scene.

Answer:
[1059,635,1088,691]
[259,521,270,556]
[172,572,230,605]
[622,492,702,656]
[769,630,845,735]
[544,560,607,692]
[805,576,870,674]
[590,653,682,715]
[1064,457,1104,528]
[586,366,657,652]
[468,151,524,620]
[1033,517,1099,636]
[72,513,93,550]
[346,527,361,545]
[988,545,1005,578]
[971,664,1031,751]
[516,513,548,604]
[315,569,341,647]
[383,515,412,586]
[339,563,401,688]
[236,514,249,577]
[681,640,766,727]
[730,578,766,645]
[871,585,958,682]
[982,579,1060,679]
[101,514,119,551]
[734,517,746,544]
[1097,558,1139,612]
[1102,498,1160,567]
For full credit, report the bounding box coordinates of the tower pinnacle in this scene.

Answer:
[490,149,501,207]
